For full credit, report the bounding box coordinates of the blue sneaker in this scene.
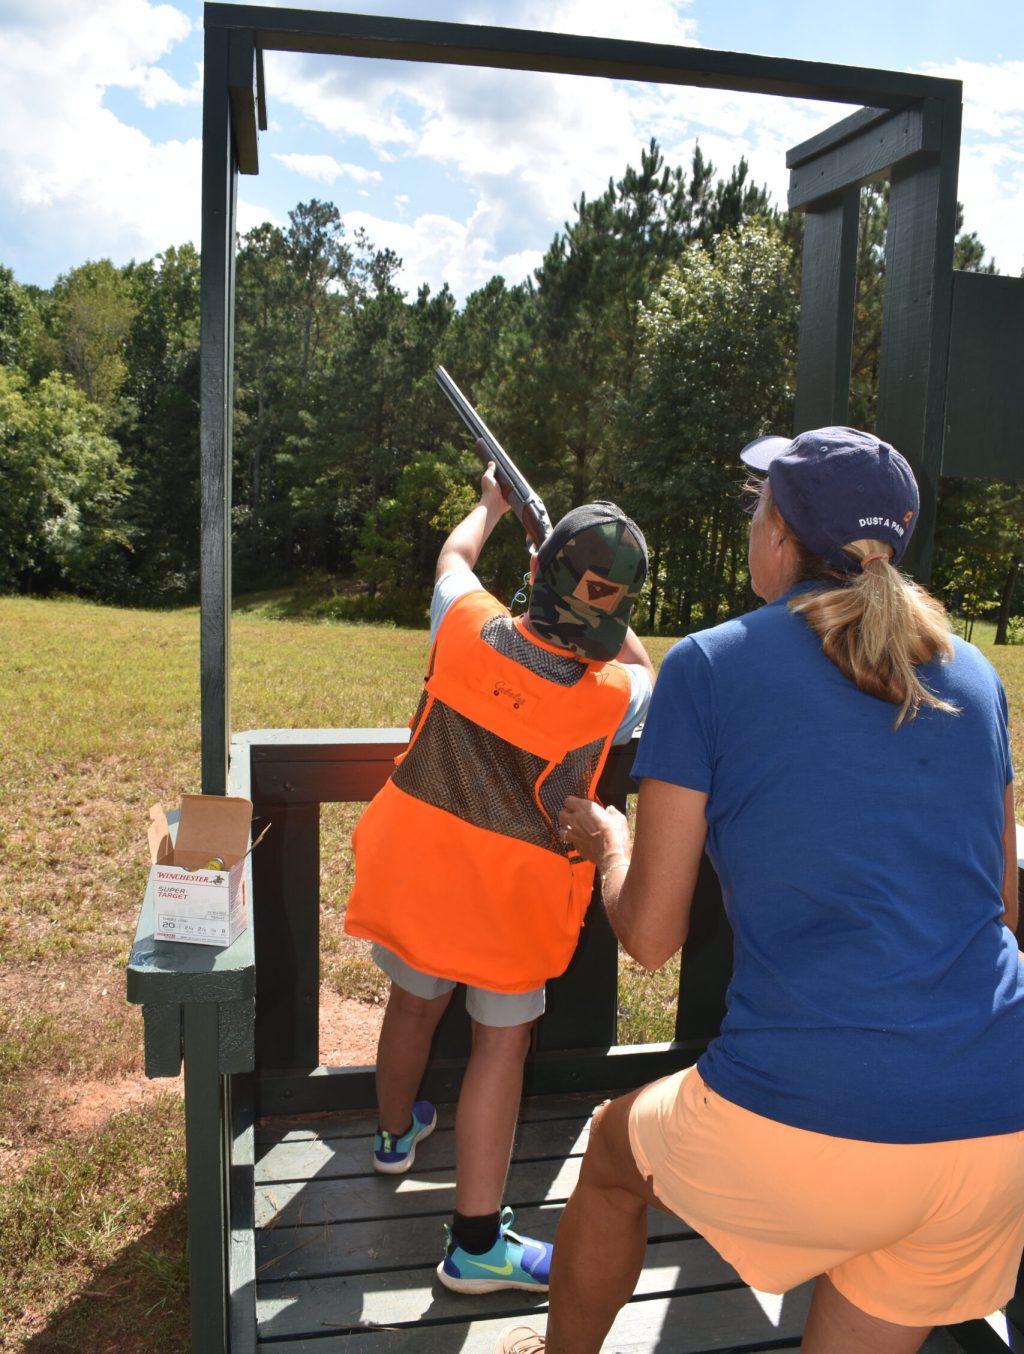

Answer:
[373,1100,436,1174]
[437,1206,552,1293]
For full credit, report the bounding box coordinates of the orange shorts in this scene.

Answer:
[628,1065,1024,1326]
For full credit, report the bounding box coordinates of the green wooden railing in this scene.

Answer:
[127,730,731,1351]
[127,729,1024,1354]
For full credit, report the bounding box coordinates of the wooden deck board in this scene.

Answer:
[257,1236,750,1336]
[255,1157,584,1230]
[257,1289,811,1352]
[251,1096,968,1353]
[255,1115,591,1183]
[254,1095,600,1145]
[257,1205,693,1280]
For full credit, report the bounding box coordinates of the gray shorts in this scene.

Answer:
[371,943,545,1027]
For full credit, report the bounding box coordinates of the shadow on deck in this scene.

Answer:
[253,1092,809,1352]
[252,1093,971,1354]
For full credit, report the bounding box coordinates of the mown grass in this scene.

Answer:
[1,593,1022,1350]
[0,1095,188,1352]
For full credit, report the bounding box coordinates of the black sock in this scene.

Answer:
[451,1209,501,1254]
[378,1119,412,1140]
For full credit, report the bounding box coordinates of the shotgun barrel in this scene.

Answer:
[435,365,552,549]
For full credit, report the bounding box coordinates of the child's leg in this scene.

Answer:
[454,1017,534,1215]
[371,944,454,1135]
[437,987,551,1293]
[375,981,451,1133]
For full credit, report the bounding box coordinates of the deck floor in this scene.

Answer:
[252,1092,963,1353]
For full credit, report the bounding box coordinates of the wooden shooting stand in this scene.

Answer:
[126,6,1024,1351]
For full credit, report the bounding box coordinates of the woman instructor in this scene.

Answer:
[495,426,1024,1354]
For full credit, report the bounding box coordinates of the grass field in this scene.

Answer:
[1,594,1022,1351]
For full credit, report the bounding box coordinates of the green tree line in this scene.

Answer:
[1,139,1020,636]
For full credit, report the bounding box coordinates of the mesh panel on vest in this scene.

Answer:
[480,615,585,687]
[538,738,605,825]
[393,699,599,855]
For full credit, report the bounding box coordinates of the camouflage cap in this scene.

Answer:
[529,502,648,662]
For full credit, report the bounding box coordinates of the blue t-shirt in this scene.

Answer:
[431,571,651,745]
[632,582,1024,1142]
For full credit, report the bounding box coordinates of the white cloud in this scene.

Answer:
[341,204,544,301]
[955,142,1024,274]
[235,194,286,239]
[3,0,193,97]
[130,63,198,109]
[461,0,698,45]
[265,50,423,154]
[258,19,857,305]
[261,0,701,187]
[273,152,382,186]
[0,1,202,275]
[922,59,1024,139]
[3,0,1022,296]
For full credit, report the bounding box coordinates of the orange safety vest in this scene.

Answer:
[345,588,633,992]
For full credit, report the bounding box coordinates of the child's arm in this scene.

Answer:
[435,461,511,581]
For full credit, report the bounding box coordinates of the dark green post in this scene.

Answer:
[788,97,963,576]
[192,19,240,1350]
[794,187,859,430]
[183,1004,230,1353]
[876,97,963,582]
[199,25,238,798]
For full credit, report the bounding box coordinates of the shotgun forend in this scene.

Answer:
[435,365,553,550]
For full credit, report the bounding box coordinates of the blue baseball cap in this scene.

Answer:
[740,426,919,571]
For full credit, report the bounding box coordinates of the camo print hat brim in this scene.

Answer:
[529,502,648,662]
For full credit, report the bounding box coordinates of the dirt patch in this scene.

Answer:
[320,987,384,1066]
[59,1075,182,1135]
[0,1073,182,1181]
[0,977,382,1185]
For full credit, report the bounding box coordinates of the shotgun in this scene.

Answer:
[435,365,552,550]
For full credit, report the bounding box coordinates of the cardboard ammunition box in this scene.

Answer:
[147,794,252,947]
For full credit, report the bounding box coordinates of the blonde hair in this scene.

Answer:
[756,480,956,727]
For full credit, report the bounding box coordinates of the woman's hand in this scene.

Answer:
[559,795,632,871]
[563,780,709,971]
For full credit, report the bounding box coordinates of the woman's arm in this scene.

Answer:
[1001,779,1019,934]
[560,778,709,970]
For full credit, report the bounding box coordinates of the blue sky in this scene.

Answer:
[1,0,1021,302]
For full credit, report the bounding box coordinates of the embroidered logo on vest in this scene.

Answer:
[492,678,528,711]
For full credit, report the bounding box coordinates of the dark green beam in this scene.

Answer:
[788,101,943,210]
[204,3,960,109]
[788,105,894,165]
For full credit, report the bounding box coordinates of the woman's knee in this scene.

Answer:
[580,1091,653,1206]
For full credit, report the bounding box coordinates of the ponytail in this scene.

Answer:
[758,480,956,727]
